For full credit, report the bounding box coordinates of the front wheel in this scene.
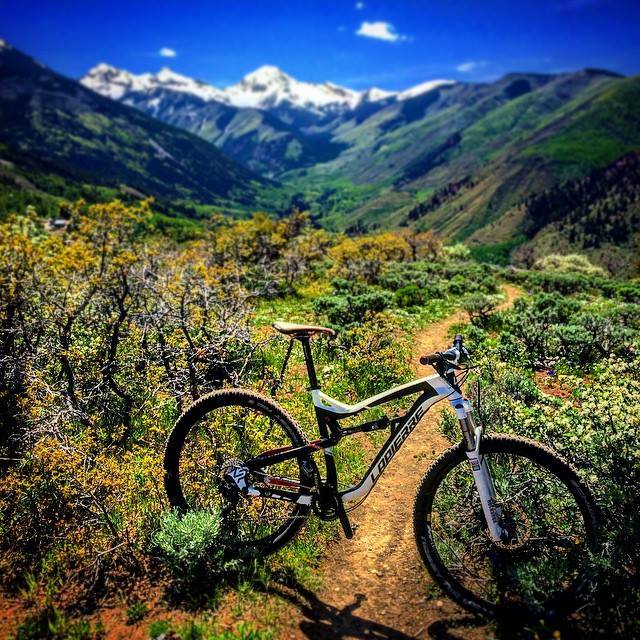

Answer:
[413,435,599,618]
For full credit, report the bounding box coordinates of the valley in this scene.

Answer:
[1,37,640,273]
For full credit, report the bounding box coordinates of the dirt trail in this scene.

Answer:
[281,285,521,640]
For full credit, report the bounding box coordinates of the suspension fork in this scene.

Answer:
[451,397,505,542]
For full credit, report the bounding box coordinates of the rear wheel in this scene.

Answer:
[164,389,315,557]
[414,435,599,618]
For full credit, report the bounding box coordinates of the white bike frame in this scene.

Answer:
[238,336,507,543]
[312,373,506,542]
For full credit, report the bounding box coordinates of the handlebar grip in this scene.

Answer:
[419,352,441,365]
[454,333,463,349]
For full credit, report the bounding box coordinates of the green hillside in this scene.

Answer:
[300,71,639,256]
[1,38,639,272]
[0,43,284,218]
[122,88,347,176]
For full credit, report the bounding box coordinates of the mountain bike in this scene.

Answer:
[164,322,599,618]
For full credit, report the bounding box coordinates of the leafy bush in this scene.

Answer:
[441,243,471,262]
[533,252,608,277]
[460,355,640,637]
[496,293,638,370]
[444,291,640,636]
[393,284,425,308]
[313,287,391,327]
[153,510,237,588]
[462,293,500,326]
[504,266,640,303]
[148,619,273,640]
[14,606,104,640]
[125,601,148,625]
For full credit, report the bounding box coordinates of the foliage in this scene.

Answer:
[0,200,466,612]
[327,231,412,283]
[393,284,426,308]
[504,266,640,302]
[148,619,273,640]
[440,243,471,263]
[462,293,501,327]
[443,296,640,637]
[533,252,608,276]
[0,203,330,589]
[494,293,640,370]
[125,601,149,625]
[2,196,640,636]
[469,236,527,266]
[13,606,104,640]
[313,280,392,328]
[153,510,238,588]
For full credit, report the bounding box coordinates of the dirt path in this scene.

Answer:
[280,285,521,640]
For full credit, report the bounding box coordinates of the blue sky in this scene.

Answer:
[2,1,639,90]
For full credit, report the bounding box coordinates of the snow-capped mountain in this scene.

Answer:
[79,62,457,176]
[221,65,361,113]
[360,87,397,103]
[397,79,456,100]
[81,64,229,102]
[81,63,454,115]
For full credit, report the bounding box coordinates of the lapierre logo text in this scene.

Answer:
[371,404,426,483]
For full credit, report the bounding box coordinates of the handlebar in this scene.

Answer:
[419,334,468,368]
[419,352,442,365]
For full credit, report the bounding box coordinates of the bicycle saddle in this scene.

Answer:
[272,321,335,338]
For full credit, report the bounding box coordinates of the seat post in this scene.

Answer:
[299,336,319,390]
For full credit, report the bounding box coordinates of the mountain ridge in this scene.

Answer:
[81,62,455,115]
[1,38,639,274]
[0,41,282,217]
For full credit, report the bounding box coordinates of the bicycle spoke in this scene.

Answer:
[429,450,591,610]
[176,400,308,552]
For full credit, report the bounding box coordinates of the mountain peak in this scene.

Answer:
[361,87,397,102]
[0,38,10,50]
[88,62,120,75]
[243,65,290,83]
[397,79,455,101]
[156,67,191,83]
[82,64,227,103]
[81,60,459,115]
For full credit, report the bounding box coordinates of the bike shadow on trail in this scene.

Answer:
[265,572,481,640]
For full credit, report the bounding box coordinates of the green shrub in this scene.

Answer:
[148,620,171,639]
[393,284,425,308]
[313,289,391,327]
[153,509,238,588]
[125,600,148,625]
[533,253,608,277]
[14,606,104,640]
[498,293,639,370]
[457,354,640,637]
[462,293,500,326]
[441,243,471,262]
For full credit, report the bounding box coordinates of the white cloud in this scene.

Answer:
[356,21,408,43]
[355,1,365,9]
[159,47,177,58]
[456,60,487,73]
